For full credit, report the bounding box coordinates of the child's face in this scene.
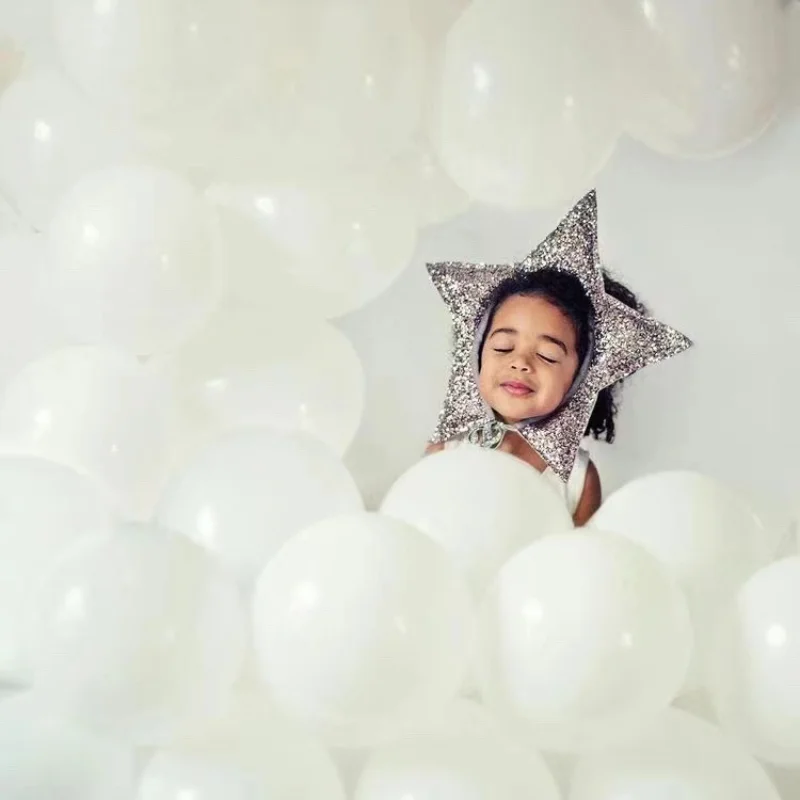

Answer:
[479,293,580,424]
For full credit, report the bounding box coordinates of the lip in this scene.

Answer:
[500,380,533,397]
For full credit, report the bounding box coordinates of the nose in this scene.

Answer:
[510,358,532,373]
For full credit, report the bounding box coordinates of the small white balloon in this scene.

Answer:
[355,698,560,800]
[209,168,418,318]
[707,556,800,767]
[157,428,363,584]
[0,68,133,229]
[570,708,780,800]
[613,0,787,157]
[478,532,693,753]
[138,691,346,800]
[381,445,572,596]
[29,523,246,745]
[0,457,113,685]
[170,302,365,455]
[0,345,179,518]
[252,512,473,747]
[48,164,223,356]
[0,692,135,800]
[436,0,624,207]
[591,471,768,691]
[53,0,260,120]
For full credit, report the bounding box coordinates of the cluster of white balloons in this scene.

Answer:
[0,437,797,798]
[0,0,796,798]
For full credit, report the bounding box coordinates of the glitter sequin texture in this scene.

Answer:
[427,190,693,481]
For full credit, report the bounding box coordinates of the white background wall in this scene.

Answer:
[341,105,800,537]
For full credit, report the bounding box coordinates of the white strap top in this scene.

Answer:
[444,439,590,515]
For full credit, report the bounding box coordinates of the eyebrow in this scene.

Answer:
[489,328,569,355]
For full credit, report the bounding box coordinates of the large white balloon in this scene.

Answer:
[0,233,69,387]
[138,691,346,800]
[381,445,572,596]
[569,708,780,800]
[611,0,787,157]
[591,471,768,690]
[0,692,135,800]
[0,345,179,518]
[53,0,260,120]
[355,699,560,800]
[707,556,800,766]
[169,301,364,455]
[436,0,623,207]
[252,512,473,747]
[47,164,223,356]
[208,168,418,319]
[0,68,132,230]
[157,428,363,584]
[0,457,113,685]
[478,532,692,753]
[29,523,246,745]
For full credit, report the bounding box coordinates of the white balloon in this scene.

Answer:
[53,0,260,120]
[169,302,364,455]
[0,1,55,67]
[613,0,787,157]
[0,233,69,387]
[0,345,179,518]
[409,0,471,41]
[252,512,473,747]
[29,523,246,745]
[591,471,768,691]
[157,428,363,584]
[208,167,418,319]
[478,532,692,753]
[0,692,135,800]
[436,0,623,207]
[47,164,223,356]
[570,708,781,800]
[355,699,560,800]
[0,457,113,685]
[707,556,800,767]
[381,445,572,596]
[0,68,133,230]
[138,691,346,800]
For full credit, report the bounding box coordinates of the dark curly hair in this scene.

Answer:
[479,267,646,443]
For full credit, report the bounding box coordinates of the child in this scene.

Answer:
[427,267,645,526]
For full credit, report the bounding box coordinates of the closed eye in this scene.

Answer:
[539,354,558,364]
[493,347,512,354]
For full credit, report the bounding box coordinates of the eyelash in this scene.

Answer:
[493,348,558,365]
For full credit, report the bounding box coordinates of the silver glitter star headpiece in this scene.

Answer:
[427,190,693,481]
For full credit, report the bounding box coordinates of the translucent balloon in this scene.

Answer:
[612,0,786,157]
[436,0,623,207]
[47,164,224,356]
[0,457,113,685]
[138,691,346,800]
[0,233,69,387]
[0,68,133,230]
[381,445,572,596]
[168,301,364,455]
[0,345,179,518]
[409,0,470,41]
[478,532,692,753]
[29,523,246,745]
[208,167,418,319]
[0,692,135,800]
[591,471,768,691]
[355,698,560,800]
[0,1,55,67]
[53,0,260,120]
[252,512,473,747]
[707,556,800,767]
[156,428,363,585]
[570,708,781,800]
